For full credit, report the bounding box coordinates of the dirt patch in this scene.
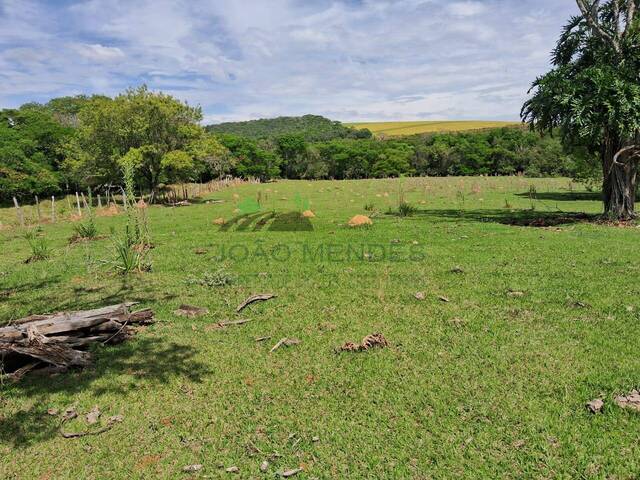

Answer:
[97,204,120,217]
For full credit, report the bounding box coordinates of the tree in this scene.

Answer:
[371,144,415,178]
[0,105,71,201]
[187,132,232,179]
[217,134,281,180]
[161,150,195,184]
[276,134,307,178]
[63,86,203,194]
[522,0,640,219]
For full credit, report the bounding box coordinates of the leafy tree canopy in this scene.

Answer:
[522,0,640,218]
[206,114,372,142]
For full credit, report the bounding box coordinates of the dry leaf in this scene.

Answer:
[86,406,101,425]
[62,407,77,421]
[615,390,640,411]
[183,464,203,473]
[414,292,426,300]
[260,461,269,472]
[438,296,450,303]
[281,467,304,477]
[507,290,525,298]
[225,466,239,473]
[47,408,59,416]
[338,333,388,352]
[586,398,604,414]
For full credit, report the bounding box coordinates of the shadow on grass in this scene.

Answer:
[218,211,314,232]
[0,273,211,448]
[515,191,602,202]
[411,208,597,227]
[1,336,210,448]
[1,271,171,323]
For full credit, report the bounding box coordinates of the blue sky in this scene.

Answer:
[0,0,577,124]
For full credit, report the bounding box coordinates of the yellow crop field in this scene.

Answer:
[346,120,521,136]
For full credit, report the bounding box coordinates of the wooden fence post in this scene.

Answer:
[51,196,56,223]
[75,192,82,216]
[13,197,24,227]
[97,194,102,209]
[35,195,42,223]
[80,192,88,210]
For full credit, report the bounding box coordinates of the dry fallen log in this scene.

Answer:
[0,303,154,380]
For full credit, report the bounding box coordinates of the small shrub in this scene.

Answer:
[109,232,151,275]
[504,198,513,209]
[24,229,50,263]
[397,201,417,217]
[185,269,235,287]
[364,203,375,212]
[72,217,98,241]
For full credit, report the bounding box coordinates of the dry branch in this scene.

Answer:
[236,293,276,312]
[0,303,154,380]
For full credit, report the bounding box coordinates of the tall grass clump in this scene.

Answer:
[108,150,152,274]
[397,201,417,217]
[24,228,50,263]
[71,191,98,241]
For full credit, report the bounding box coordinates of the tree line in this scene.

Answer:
[1,85,585,203]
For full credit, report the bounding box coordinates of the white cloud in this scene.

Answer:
[447,1,487,17]
[0,0,579,121]
[74,44,125,61]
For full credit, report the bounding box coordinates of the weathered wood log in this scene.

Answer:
[0,303,150,341]
[0,303,155,380]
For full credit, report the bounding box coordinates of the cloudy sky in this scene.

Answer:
[0,0,577,124]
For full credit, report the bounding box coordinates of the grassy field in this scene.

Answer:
[346,120,521,136]
[2,177,640,479]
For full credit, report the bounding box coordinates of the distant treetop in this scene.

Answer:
[206,114,372,142]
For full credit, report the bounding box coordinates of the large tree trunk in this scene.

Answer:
[602,134,637,220]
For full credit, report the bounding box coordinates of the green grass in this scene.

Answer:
[346,120,521,136]
[2,177,640,478]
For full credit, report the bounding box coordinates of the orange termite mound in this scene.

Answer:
[348,215,373,227]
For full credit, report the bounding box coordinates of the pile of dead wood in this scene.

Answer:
[0,303,154,381]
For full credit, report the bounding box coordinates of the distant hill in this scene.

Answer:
[346,120,521,136]
[206,115,371,142]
